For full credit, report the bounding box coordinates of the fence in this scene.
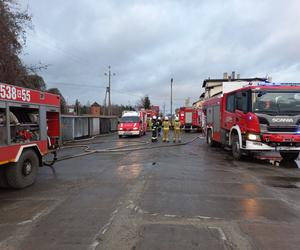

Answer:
[61,115,118,141]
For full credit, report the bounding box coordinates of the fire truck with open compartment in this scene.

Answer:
[203,81,300,161]
[0,83,60,188]
[179,107,203,132]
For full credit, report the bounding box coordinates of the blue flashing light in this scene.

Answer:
[257,82,300,86]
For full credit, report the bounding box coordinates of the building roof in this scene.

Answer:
[91,102,100,107]
[202,77,267,88]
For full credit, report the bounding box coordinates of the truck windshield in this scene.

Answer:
[252,91,300,114]
[120,116,139,123]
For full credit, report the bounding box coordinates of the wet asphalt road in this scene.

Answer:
[1,133,300,250]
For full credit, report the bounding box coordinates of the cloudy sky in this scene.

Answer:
[19,0,300,112]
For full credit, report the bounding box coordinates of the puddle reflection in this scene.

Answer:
[117,163,142,179]
[242,184,258,194]
[241,198,261,219]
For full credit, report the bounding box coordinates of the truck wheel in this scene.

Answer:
[118,135,122,139]
[280,152,299,161]
[0,166,9,188]
[207,129,215,147]
[6,149,39,189]
[232,134,242,160]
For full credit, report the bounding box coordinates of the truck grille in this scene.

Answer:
[267,126,298,133]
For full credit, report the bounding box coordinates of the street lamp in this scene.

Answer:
[170,78,173,119]
[104,65,116,116]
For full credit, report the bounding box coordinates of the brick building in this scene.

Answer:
[90,102,101,116]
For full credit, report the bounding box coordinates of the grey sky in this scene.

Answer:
[20,0,300,112]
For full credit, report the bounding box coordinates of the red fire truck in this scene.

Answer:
[0,83,60,188]
[118,110,147,137]
[203,82,300,161]
[179,107,203,132]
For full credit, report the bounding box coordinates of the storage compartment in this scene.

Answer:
[9,107,40,143]
[47,111,60,146]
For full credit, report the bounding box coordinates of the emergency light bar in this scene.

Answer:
[257,82,300,86]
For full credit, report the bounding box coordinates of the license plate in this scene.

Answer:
[275,147,295,151]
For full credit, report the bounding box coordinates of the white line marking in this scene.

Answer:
[195,215,212,219]
[164,214,177,218]
[91,241,100,249]
[102,228,108,235]
[209,226,227,241]
[18,220,32,225]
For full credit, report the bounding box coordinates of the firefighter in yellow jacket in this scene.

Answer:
[173,116,181,143]
[162,116,170,142]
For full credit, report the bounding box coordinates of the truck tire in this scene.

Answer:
[207,129,215,147]
[280,152,299,161]
[0,166,9,188]
[6,149,39,189]
[232,134,242,160]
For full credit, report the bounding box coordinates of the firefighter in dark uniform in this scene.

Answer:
[151,115,159,142]
[157,116,162,136]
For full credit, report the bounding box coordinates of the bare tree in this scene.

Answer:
[136,95,151,109]
[0,0,32,84]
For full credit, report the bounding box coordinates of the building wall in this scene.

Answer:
[193,100,204,109]
[204,80,263,98]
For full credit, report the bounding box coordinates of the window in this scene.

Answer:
[120,116,139,123]
[0,108,7,145]
[236,91,248,112]
[252,91,300,114]
[226,94,235,112]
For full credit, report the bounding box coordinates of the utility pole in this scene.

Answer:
[170,78,173,118]
[104,65,115,116]
[163,103,166,116]
[103,87,109,115]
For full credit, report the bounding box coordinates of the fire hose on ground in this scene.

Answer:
[43,136,202,173]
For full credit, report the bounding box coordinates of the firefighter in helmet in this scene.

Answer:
[157,116,162,136]
[162,116,170,142]
[173,116,181,143]
[151,115,159,142]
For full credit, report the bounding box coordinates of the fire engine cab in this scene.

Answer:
[0,83,60,188]
[203,82,300,161]
[118,110,147,138]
